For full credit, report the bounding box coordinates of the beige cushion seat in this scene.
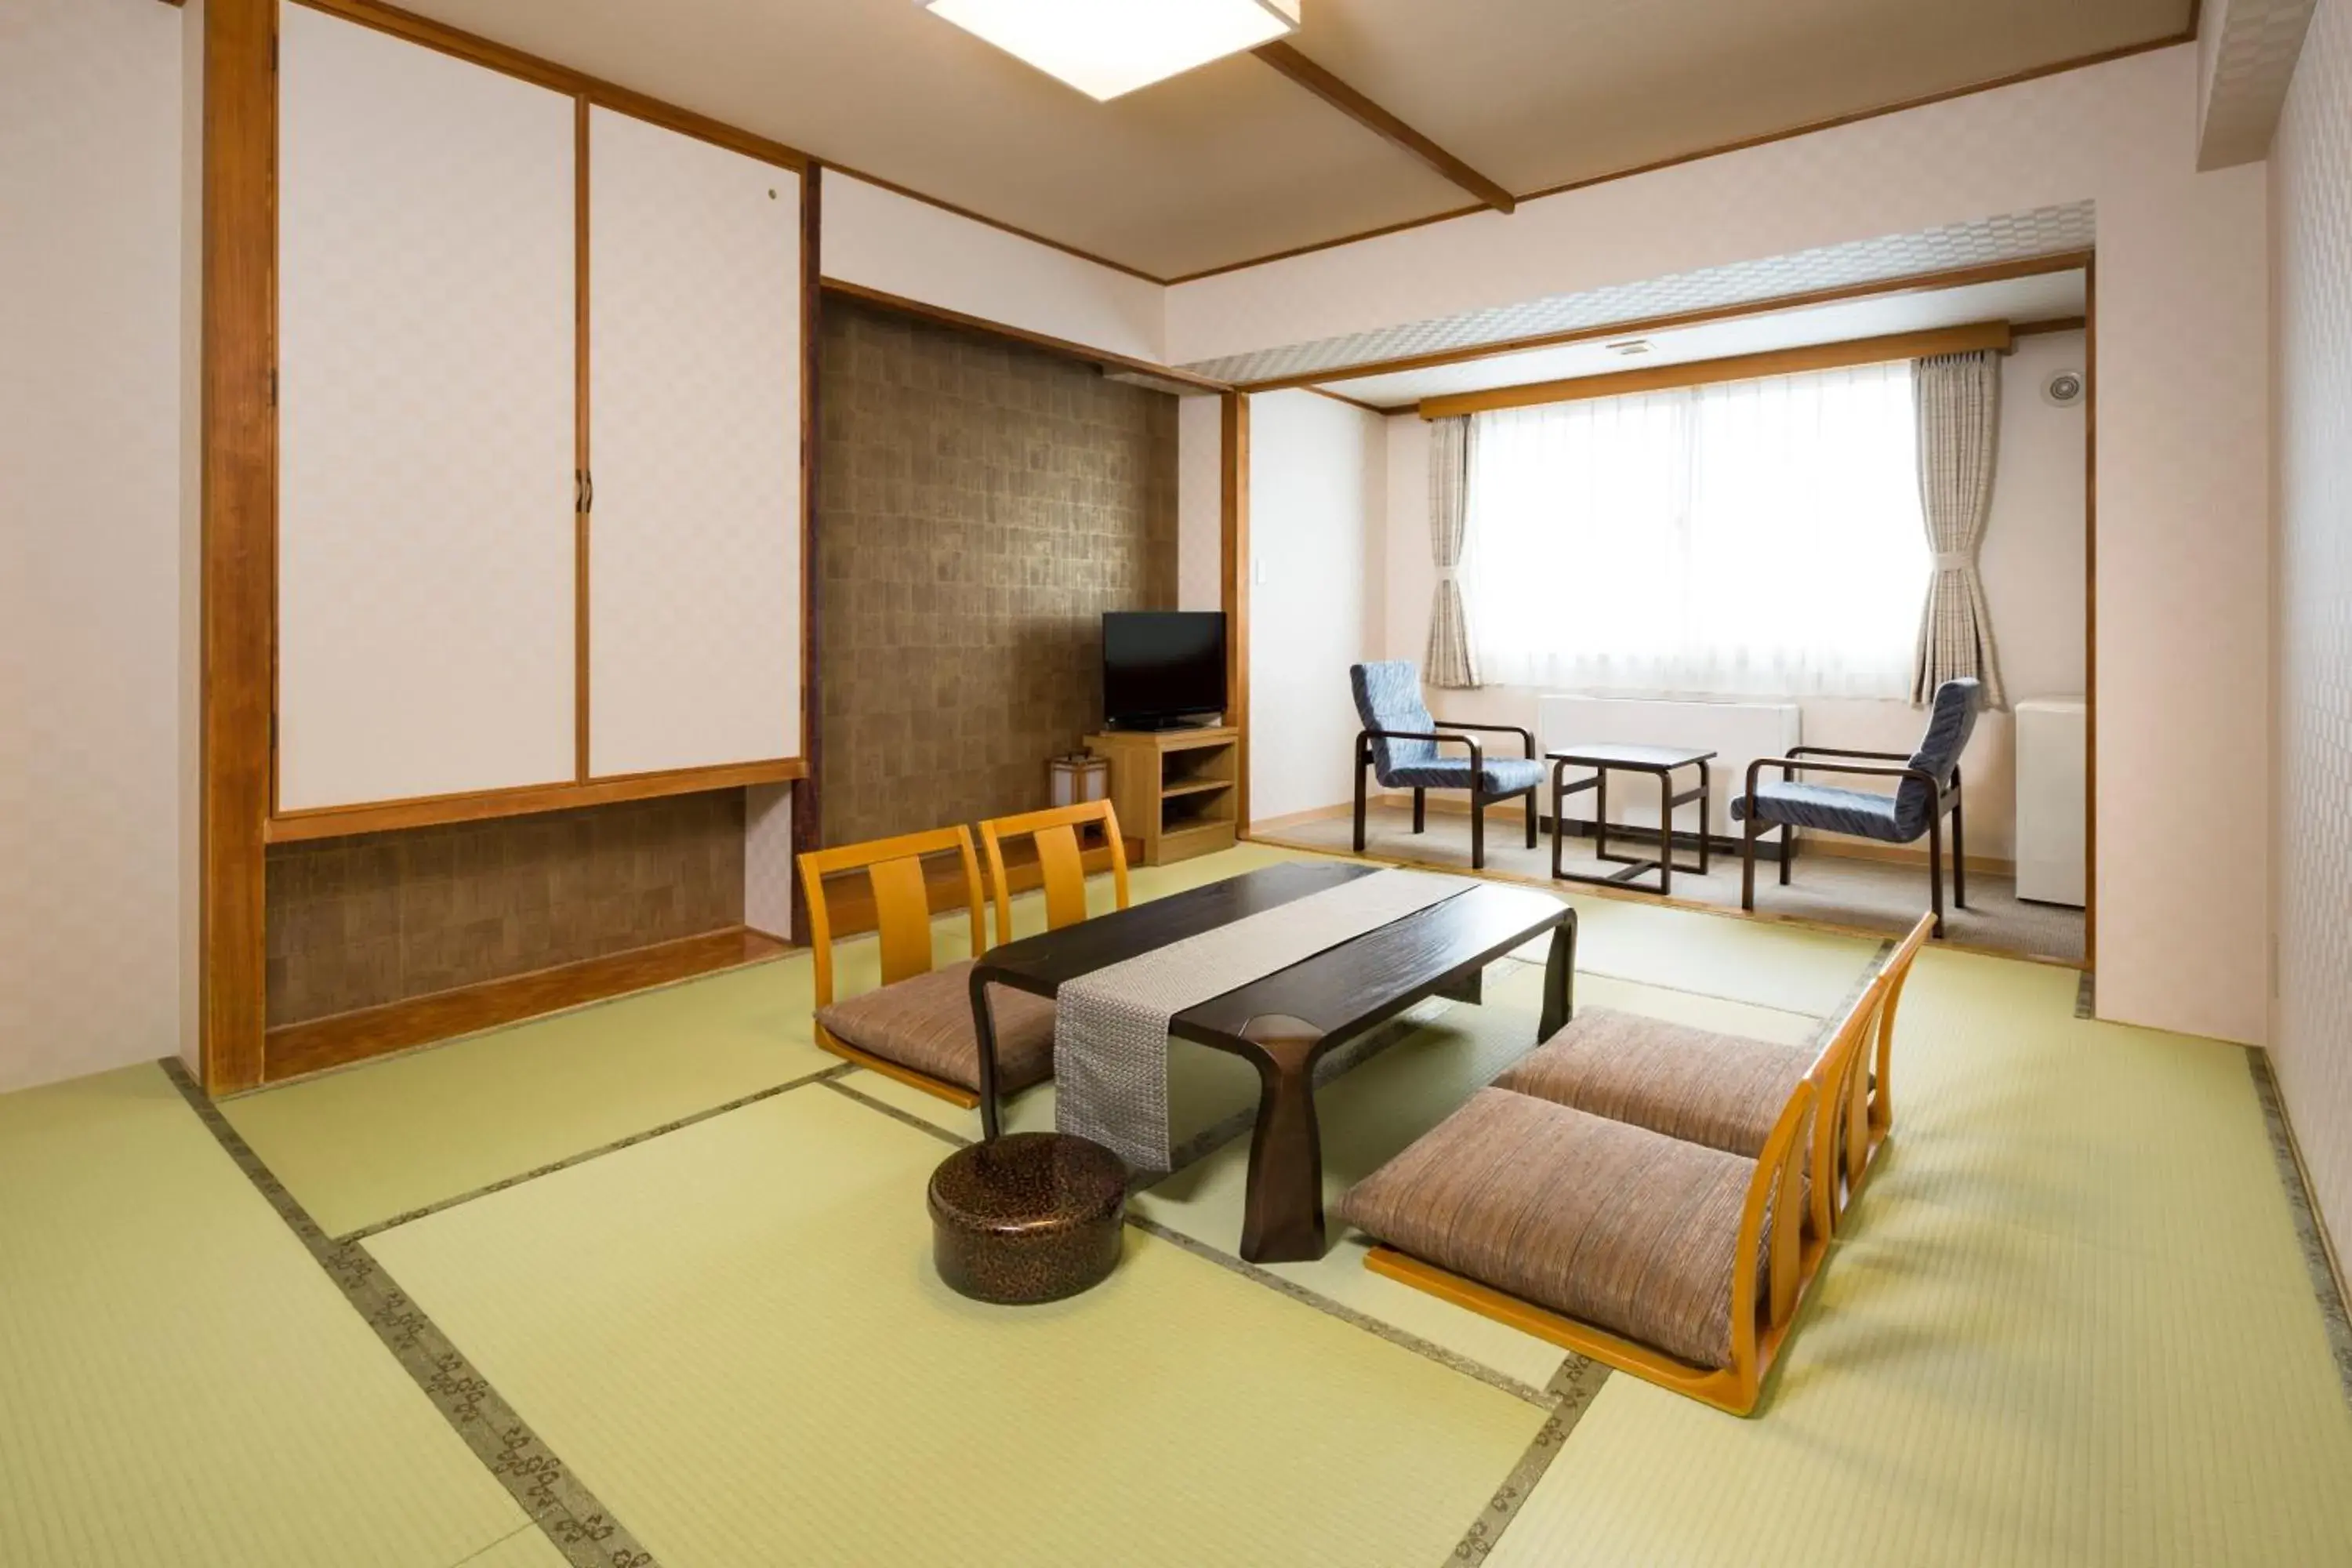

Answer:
[1494,1007,1810,1162]
[1338,1087,1756,1370]
[815,961,1058,1095]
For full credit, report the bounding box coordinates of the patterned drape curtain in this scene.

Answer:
[1425,416,1481,688]
[1910,350,2007,708]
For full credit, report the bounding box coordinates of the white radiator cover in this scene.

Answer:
[1535,696,1802,838]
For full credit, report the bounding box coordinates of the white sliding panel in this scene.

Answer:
[278,7,578,809]
[588,107,801,777]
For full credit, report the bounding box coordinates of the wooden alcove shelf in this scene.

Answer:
[1086,725,1240,866]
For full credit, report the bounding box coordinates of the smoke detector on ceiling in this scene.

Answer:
[2042,369,2085,407]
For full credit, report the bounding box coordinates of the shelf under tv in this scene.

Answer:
[1084,725,1240,866]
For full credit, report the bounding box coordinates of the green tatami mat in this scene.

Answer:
[219,842,1318,1240]
[1133,960,1570,1391]
[365,1083,1544,1568]
[1573,968,1824,1044]
[223,956,835,1237]
[0,1065,530,1568]
[453,1529,570,1568]
[1485,948,2352,1568]
[1516,889,1882,1015]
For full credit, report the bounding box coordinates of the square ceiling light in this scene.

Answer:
[921,0,1301,102]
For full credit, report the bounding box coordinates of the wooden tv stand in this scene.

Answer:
[1086,725,1240,866]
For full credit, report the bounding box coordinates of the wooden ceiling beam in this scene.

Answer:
[1252,41,1515,215]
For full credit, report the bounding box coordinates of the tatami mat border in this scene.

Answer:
[820,1070,1563,1410]
[339,1062,855,1245]
[1448,1356,1614,1564]
[2248,1047,2352,1407]
[162,1058,662,1568]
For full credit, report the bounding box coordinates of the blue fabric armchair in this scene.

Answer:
[1732,678,1983,934]
[1349,661,1544,870]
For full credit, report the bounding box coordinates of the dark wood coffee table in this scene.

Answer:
[967,861,1576,1263]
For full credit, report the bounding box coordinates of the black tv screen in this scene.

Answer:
[1103,612,1227,728]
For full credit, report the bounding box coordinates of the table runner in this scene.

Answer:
[1054,868,1475,1172]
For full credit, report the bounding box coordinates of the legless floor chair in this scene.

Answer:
[800,826,1056,1111]
[975,800,1129,947]
[1342,914,1932,1415]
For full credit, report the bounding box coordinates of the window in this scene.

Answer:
[1464,360,1930,699]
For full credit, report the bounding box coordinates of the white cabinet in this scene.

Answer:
[587,109,802,777]
[274,16,805,814]
[277,5,578,809]
[2015,697,2087,906]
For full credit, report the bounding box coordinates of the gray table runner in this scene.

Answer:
[1054,868,1475,1172]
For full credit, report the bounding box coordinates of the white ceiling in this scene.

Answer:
[1318,270,2087,408]
[388,0,2190,279]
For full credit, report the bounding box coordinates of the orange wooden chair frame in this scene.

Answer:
[1819,911,1933,1238]
[1366,911,1935,1417]
[796,825,989,1109]
[975,800,1131,946]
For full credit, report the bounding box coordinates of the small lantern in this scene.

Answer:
[1047,751,1110,808]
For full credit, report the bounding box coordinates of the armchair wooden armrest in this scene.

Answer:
[1428,720,1537,759]
[1357,728,1485,771]
[1745,755,1944,799]
[1785,745,1910,762]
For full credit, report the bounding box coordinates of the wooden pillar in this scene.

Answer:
[791,163,824,938]
[2082,254,2098,979]
[1221,391,1250,835]
[198,0,276,1093]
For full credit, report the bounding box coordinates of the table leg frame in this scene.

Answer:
[1549,759,1712,895]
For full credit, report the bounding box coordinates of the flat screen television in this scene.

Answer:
[1102,611,1227,730]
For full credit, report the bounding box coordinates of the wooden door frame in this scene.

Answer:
[198,0,277,1094]
[790,165,822,943]
[2084,255,2099,979]
[1221,391,1252,833]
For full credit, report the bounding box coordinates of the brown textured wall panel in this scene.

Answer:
[264,792,746,1026]
[817,297,1178,848]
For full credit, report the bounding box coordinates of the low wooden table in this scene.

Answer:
[967,862,1576,1264]
[1548,744,1715,896]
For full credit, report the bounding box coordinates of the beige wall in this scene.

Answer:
[2270,0,2352,1273]
[1378,332,2089,862]
[0,0,192,1092]
[1171,45,2272,1047]
[1246,390,1387,824]
[1176,394,1225,614]
[822,172,1165,365]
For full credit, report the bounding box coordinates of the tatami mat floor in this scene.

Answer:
[2,843,2346,1566]
[0,1067,533,1568]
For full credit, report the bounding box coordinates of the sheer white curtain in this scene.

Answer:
[1464,361,1930,699]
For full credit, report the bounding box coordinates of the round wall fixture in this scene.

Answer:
[2043,369,2086,408]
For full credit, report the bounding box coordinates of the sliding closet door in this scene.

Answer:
[278,7,577,810]
[587,107,802,778]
